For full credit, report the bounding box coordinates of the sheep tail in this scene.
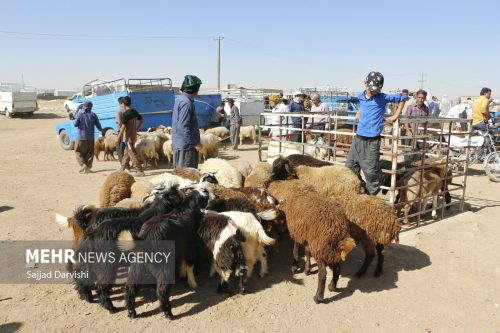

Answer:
[258,228,275,246]
[116,230,136,252]
[55,213,68,227]
[339,237,356,261]
[257,208,277,221]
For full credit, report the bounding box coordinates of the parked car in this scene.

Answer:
[0,91,38,117]
[63,93,84,112]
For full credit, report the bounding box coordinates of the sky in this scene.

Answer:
[0,0,499,99]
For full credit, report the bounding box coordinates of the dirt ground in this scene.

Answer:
[0,100,499,333]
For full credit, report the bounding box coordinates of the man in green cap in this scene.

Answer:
[172,75,203,168]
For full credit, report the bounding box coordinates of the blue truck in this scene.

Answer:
[56,78,221,150]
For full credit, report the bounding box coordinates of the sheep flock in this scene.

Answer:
[55,151,438,320]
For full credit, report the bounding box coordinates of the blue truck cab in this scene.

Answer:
[56,78,221,150]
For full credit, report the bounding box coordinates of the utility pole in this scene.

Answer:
[214,36,224,91]
[417,72,427,90]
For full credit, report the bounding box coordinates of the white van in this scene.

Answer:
[0,91,38,117]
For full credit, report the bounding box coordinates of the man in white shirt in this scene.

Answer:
[307,93,329,132]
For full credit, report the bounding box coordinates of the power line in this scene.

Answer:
[0,29,214,40]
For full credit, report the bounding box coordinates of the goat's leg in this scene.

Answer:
[125,264,143,318]
[374,243,385,277]
[257,245,268,278]
[97,284,116,313]
[246,257,256,278]
[328,263,341,292]
[186,264,197,289]
[313,261,327,304]
[291,241,300,274]
[158,281,174,320]
[75,281,93,303]
[432,194,438,219]
[304,245,312,275]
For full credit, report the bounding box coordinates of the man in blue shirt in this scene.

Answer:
[289,90,306,142]
[73,101,103,173]
[346,72,407,195]
[172,75,203,169]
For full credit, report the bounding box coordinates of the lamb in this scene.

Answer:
[98,171,136,207]
[244,162,271,187]
[199,132,220,163]
[149,131,169,158]
[239,125,257,145]
[198,212,248,294]
[103,134,118,160]
[94,137,105,160]
[206,126,230,149]
[73,183,207,313]
[219,211,275,278]
[120,184,212,319]
[172,167,202,182]
[135,136,158,168]
[200,158,243,188]
[266,179,356,303]
[162,139,173,166]
[269,156,364,196]
[237,161,253,180]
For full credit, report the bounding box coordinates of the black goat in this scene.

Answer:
[122,185,212,319]
[73,185,188,313]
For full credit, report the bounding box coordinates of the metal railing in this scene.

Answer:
[258,111,473,226]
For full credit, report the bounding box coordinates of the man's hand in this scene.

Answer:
[386,115,398,124]
[195,143,203,152]
[115,138,119,145]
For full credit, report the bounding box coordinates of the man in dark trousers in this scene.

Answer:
[228,98,241,150]
[73,101,103,174]
[116,96,145,177]
[172,75,203,168]
[346,71,407,195]
[115,97,126,164]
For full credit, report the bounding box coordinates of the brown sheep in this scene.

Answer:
[172,167,202,182]
[99,171,136,207]
[266,179,356,303]
[244,162,271,187]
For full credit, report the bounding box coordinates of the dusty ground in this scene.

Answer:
[0,100,499,333]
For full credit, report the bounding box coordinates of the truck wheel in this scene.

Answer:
[5,109,12,118]
[59,129,75,150]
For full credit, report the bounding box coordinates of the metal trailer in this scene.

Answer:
[258,111,473,227]
[55,78,221,150]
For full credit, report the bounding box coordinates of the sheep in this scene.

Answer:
[200,158,243,188]
[219,211,275,278]
[269,156,364,196]
[206,126,230,149]
[199,132,220,163]
[244,162,271,188]
[130,180,156,201]
[162,139,173,166]
[239,125,257,145]
[73,183,206,313]
[114,198,143,209]
[172,167,202,182]
[304,133,329,160]
[283,154,332,168]
[237,161,253,180]
[120,184,212,319]
[322,194,400,278]
[135,136,158,169]
[103,134,118,160]
[98,171,136,207]
[266,179,356,303]
[94,137,105,160]
[148,131,169,158]
[198,212,248,294]
[398,167,443,224]
[150,172,195,189]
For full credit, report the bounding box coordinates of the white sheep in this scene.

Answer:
[135,137,158,169]
[206,126,230,149]
[149,172,195,189]
[200,158,243,188]
[239,125,257,145]
[199,132,220,163]
[162,139,173,166]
